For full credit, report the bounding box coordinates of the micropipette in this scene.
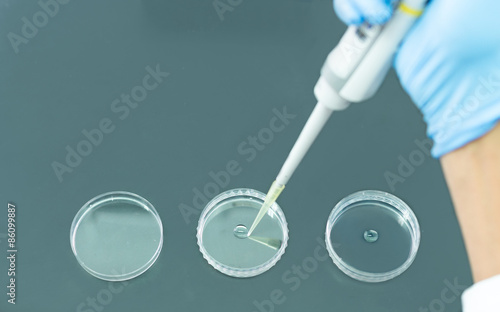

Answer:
[248,0,427,236]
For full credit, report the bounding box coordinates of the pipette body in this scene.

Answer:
[248,0,427,236]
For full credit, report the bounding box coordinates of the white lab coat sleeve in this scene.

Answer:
[462,274,500,311]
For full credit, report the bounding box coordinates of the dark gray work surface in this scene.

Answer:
[0,0,472,311]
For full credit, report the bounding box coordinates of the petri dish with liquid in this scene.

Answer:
[325,190,420,283]
[70,191,163,281]
[197,188,288,278]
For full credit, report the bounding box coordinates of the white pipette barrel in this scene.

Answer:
[275,0,426,187]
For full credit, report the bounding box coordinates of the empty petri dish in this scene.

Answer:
[325,190,420,283]
[70,191,163,281]
[197,189,288,278]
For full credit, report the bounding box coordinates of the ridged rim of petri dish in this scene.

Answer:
[325,190,420,283]
[197,188,289,278]
[70,191,164,281]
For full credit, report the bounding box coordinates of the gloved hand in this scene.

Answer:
[334,0,500,157]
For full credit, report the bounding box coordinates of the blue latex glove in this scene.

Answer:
[334,0,500,157]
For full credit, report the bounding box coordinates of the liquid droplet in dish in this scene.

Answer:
[234,224,248,239]
[364,229,378,243]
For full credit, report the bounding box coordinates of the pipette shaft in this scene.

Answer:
[247,98,347,236]
[276,102,336,186]
[248,0,427,236]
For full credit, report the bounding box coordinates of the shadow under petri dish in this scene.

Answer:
[71,192,163,281]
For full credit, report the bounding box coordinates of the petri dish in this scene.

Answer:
[325,190,420,283]
[197,188,288,278]
[70,191,163,281]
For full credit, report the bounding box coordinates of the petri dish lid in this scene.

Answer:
[325,190,420,283]
[70,191,163,281]
[197,188,288,278]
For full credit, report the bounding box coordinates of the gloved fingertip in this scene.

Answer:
[364,6,392,25]
[333,0,363,25]
[350,0,393,25]
[343,14,364,25]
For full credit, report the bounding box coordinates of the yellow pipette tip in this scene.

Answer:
[247,181,285,236]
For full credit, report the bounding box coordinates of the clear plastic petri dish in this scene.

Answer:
[197,188,288,278]
[325,190,420,283]
[70,191,163,281]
